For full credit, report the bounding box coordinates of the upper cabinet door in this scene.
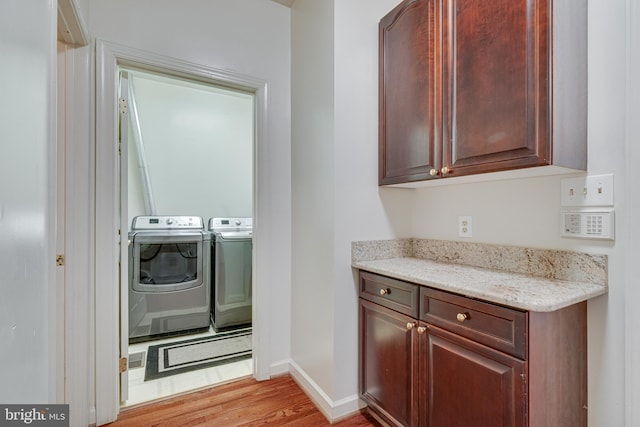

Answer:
[379,0,438,185]
[378,0,587,186]
[442,0,550,176]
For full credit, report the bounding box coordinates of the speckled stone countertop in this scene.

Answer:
[352,239,608,312]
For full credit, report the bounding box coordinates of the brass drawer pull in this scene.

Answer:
[456,312,470,322]
[379,288,391,296]
[417,326,427,334]
[406,322,417,330]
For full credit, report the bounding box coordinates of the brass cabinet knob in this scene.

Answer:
[417,326,427,334]
[441,166,450,175]
[406,322,417,330]
[429,168,439,176]
[379,288,390,296]
[456,312,470,322]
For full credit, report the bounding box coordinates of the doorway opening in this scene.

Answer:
[118,67,256,407]
[95,41,271,423]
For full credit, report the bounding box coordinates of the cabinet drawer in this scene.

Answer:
[420,287,527,359]
[359,272,419,317]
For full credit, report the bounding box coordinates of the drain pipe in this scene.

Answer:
[128,77,157,215]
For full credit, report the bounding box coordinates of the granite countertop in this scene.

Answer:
[351,239,608,312]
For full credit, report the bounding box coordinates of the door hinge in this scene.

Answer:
[119,357,128,373]
[56,254,65,266]
[119,98,128,115]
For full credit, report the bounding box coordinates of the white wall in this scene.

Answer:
[0,0,57,403]
[333,0,414,402]
[126,70,254,226]
[290,0,336,398]
[290,0,412,417]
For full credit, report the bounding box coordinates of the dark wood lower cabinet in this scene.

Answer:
[360,299,419,427]
[421,325,526,427]
[358,271,587,427]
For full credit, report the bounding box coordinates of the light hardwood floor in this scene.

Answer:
[106,375,379,426]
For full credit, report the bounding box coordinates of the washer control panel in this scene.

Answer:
[131,216,203,230]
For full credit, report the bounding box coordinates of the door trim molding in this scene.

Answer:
[94,40,269,424]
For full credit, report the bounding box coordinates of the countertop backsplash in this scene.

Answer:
[352,238,607,286]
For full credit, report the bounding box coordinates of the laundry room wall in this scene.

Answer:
[126,70,254,229]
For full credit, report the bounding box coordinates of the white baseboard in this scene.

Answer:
[288,359,365,422]
[269,359,290,377]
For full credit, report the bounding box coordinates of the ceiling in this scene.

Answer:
[271,0,294,7]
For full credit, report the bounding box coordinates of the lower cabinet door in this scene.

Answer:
[360,299,419,427]
[420,324,527,427]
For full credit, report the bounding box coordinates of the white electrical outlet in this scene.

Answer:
[458,216,472,238]
[560,174,614,207]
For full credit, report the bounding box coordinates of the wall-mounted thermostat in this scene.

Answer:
[560,209,614,240]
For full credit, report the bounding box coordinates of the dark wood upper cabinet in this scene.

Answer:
[379,0,587,185]
[379,0,436,185]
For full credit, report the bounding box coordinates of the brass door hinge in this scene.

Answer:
[56,254,65,266]
[119,357,128,373]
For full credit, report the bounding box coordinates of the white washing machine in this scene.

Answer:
[208,217,253,331]
[128,215,211,341]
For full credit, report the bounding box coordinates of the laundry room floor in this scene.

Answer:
[124,326,253,407]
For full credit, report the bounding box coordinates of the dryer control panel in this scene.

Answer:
[131,215,204,230]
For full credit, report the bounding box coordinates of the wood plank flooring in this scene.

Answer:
[106,375,379,427]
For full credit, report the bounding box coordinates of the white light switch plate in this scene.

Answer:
[560,174,614,207]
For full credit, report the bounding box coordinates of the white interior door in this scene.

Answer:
[118,71,130,402]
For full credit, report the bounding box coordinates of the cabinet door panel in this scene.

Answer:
[379,0,438,184]
[442,0,550,175]
[360,299,419,427]
[421,324,526,427]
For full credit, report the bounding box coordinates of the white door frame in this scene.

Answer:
[94,40,269,424]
